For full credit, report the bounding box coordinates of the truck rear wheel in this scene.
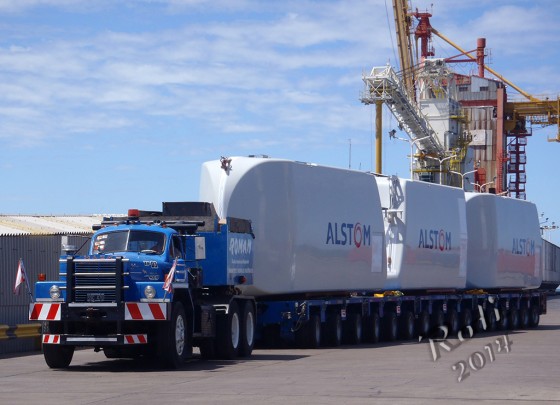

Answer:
[42,322,74,369]
[216,300,241,359]
[159,301,190,368]
[239,302,256,357]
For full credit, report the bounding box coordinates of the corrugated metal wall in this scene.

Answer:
[0,234,90,355]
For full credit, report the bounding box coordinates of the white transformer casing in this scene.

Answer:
[465,193,542,289]
[199,156,387,297]
[377,176,468,290]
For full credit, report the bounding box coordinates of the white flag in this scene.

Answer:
[163,259,177,293]
[14,259,26,295]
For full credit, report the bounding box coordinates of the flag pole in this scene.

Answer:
[19,258,34,303]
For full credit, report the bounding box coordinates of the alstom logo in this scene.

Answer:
[326,222,371,248]
[512,238,535,256]
[418,229,452,251]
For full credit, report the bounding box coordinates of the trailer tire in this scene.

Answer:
[324,312,342,346]
[42,322,74,369]
[216,300,241,359]
[239,302,256,357]
[519,307,529,329]
[297,314,322,349]
[363,313,380,343]
[509,309,520,330]
[446,309,459,337]
[459,308,473,338]
[159,301,189,368]
[485,308,497,332]
[529,306,540,328]
[498,310,509,330]
[344,313,363,345]
[382,311,398,342]
[431,308,445,338]
[417,311,430,339]
[400,311,415,340]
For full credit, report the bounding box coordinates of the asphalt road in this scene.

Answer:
[2,296,560,404]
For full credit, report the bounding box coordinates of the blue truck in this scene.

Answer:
[29,202,256,368]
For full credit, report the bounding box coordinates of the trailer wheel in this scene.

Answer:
[363,313,380,343]
[509,309,520,330]
[159,301,189,368]
[324,312,342,346]
[296,314,322,348]
[417,311,430,339]
[239,302,256,357]
[42,322,74,369]
[519,307,529,329]
[382,311,398,342]
[216,300,241,359]
[343,313,363,345]
[485,308,497,332]
[446,309,459,337]
[431,308,445,338]
[498,310,509,330]
[459,308,473,338]
[399,311,415,340]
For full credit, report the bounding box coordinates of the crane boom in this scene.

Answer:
[392,0,415,99]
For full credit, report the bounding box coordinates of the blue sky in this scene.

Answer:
[0,0,559,243]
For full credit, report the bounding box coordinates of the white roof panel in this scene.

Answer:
[0,215,110,236]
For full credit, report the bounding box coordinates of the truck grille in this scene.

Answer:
[71,259,122,303]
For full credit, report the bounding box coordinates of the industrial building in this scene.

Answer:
[0,215,105,355]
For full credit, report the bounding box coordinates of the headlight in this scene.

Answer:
[49,285,61,300]
[144,285,156,299]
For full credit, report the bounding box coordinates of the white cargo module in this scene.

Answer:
[377,176,468,290]
[199,156,387,296]
[465,193,542,289]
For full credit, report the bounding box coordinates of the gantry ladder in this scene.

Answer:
[361,65,444,156]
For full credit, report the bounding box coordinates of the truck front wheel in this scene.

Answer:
[42,322,74,369]
[159,302,190,368]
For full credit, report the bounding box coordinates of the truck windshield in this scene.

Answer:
[92,230,166,255]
